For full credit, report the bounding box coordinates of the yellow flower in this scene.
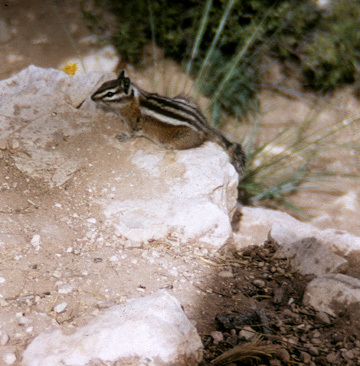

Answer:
[61,62,79,76]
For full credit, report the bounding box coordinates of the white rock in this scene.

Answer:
[218,270,233,278]
[235,207,360,257]
[0,333,9,345]
[239,326,256,341]
[30,234,41,251]
[233,207,318,250]
[22,291,203,366]
[3,353,16,365]
[103,142,238,248]
[268,222,300,247]
[253,279,266,288]
[0,66,238,249]
[18,316,32,325]
[11,139,19,149]
[316,228,360,256]
[210,331,224,342]
[57,284,73,294]
[303,274,360,317]
[53,302,67,313]
[272,235,348,276]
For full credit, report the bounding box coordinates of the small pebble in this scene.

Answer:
[278,348,290,362]
[3,353,16,365]
[308,346,319,356]
[18,316,31,325]
[226,334,238,346]
[0,299,9,307]
[52,270,62,278]
[342,349,354,359]
[58,284,73,294]
[0,140,7,150]
[210,331,224,343]
[0,333,9,345]
[326,352,337,363]
[54,302,67,313]
[273,287,285,304]
[239,326,256,341]
[31,234,41,250]
[311,337,321,345]
[253,279,265,288]
[96,300,116,309]
[315,311,331,324]
[288,336,299,345]
[300,351,311,364]
[218,270,233,278]
[11,139,19,149]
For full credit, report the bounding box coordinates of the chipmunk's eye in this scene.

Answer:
[106,92,114,98]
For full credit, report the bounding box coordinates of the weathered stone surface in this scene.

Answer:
[303,274,360,317]
[22,291,203,366]
[272,234,348,276]
[316,228,360,256]
[0,66,238,248]
[233,207,319,249]
[235,207,360,259]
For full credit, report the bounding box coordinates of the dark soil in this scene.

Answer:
[198,241,360,366]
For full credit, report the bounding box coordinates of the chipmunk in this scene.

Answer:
[91,71,246,176]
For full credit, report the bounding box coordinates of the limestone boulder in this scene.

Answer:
[0,65,239,249]
[303,274,360,317]
[22,291,203,366]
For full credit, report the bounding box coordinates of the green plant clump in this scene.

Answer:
[301,0,360,91]
[238,111,360,214]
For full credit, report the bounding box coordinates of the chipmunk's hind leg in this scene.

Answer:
[166,126,207,150]
[141,119,207,150]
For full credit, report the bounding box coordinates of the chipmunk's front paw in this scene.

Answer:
[116,133,133,141]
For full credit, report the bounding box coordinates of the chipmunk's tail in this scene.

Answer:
[227,141,246,176]
[210,131,246,176]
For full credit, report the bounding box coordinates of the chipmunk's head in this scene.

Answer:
[91,71,138,107]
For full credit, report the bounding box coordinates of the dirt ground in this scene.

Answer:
[0,1,360,365]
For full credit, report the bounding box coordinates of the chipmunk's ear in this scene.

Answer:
[118,70,125,80]
[118,70,131,94]
[123,77,131,94]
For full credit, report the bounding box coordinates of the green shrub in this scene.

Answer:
[301,0,360,91]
